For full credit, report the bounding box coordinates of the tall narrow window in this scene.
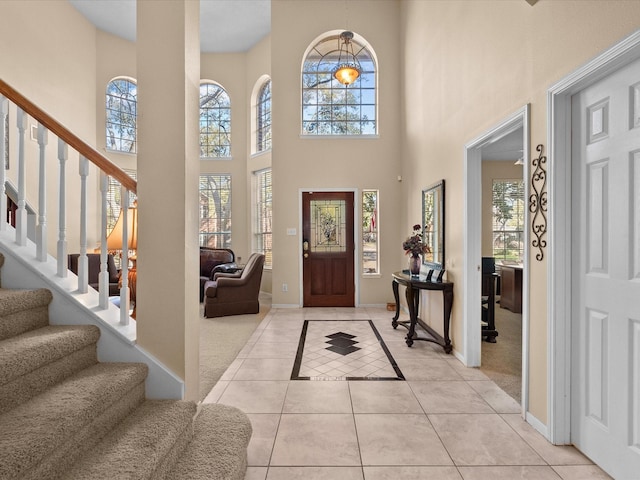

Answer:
[362,190,379,274]
[199,174,232,248]
[302,32,376,136]
[200,82,231,158]
[492,179,525,261]
[254,168,272,268]
[106,78,137,153]
[257,79,272,152]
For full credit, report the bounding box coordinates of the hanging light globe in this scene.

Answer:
[332,31,361,86]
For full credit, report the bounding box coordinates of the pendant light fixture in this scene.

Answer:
[333,30,361,86]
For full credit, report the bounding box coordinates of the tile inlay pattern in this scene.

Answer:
[291,320,404,380]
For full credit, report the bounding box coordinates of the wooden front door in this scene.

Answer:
[302,191,355,307]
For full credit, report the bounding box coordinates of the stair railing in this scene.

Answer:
[0,79,137,326]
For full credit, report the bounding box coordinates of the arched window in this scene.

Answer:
[302,31,376,136]
[106,78,137,153]
[200,82,231,158]
[257,79,272,152]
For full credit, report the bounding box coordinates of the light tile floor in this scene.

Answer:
[203,307,612,480]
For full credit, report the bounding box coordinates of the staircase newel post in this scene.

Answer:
[0,96,7,233]
[16,107,27,246]
[78,155,89,294]
[57,139,68,277]
[98,172,109,309]
[36,123,48,261]
[119,185,130,326]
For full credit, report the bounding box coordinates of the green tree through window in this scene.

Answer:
[106,78,137,153]
[200,174,231,248]
[200,82,231,157]
[492,180,525,261]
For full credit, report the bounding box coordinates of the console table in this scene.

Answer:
[391,271,454,353]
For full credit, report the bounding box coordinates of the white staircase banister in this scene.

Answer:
[36,123,48,261]
[0,95,7,234]
[16,108,27,246]
[57,139,68,277]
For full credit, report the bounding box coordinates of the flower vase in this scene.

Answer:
[409,253,421,275]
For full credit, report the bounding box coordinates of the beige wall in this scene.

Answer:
[482,160,524,257]
[271,0,402,306]
[401,0,640,423]
[0,0,98,253]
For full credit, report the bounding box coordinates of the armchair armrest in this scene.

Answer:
[213,270,242,281]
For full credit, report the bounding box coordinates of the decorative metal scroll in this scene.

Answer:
[529,144,547,261]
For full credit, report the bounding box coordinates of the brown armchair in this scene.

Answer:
[203,253,265,318]
[199,247,237,302]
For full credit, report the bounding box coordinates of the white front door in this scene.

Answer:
[571,57,640,479]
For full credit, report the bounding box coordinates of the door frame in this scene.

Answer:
[463,104,531,417]
[298,188,359,307]
[548,29,640,444]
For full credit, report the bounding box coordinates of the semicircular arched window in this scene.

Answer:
[200,82,231,158]
[302,32,376,136]
[106,78,137,153]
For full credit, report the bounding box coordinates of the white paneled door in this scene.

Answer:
[571,57,640,479]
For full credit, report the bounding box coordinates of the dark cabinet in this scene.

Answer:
[500,264,523,313]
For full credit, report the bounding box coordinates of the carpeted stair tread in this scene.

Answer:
[60,400,197,480]
[0,325,100,385]
[0,287,52,317]
[0,362,148,480]
[169,403,252,480]
[0,289,53,341]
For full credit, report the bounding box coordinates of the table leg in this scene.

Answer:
[405,284,419,347]
[442,288,453,353]
[391,279,400,328]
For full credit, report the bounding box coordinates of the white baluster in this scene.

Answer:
[57,140,68,277]
[119,186,130,325]
[78,155,89,293]
[36,123,48,261]
[0,96,7,232]
[15,108,27,246]
[98,172,109,308]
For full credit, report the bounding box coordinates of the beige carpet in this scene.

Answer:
[480,297,522,403]
[198,293,271,401]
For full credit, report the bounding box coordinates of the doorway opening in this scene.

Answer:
[463,105,531,414]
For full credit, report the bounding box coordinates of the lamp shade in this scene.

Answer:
[106,206,138,251]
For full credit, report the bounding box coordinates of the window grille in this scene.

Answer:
[199,174,232,248]
[200,82,231,158]
[254,168,272,268]
[492,179,525,261]
[302,32,376,136]
[106,78,137,153]
[257,80,272,152]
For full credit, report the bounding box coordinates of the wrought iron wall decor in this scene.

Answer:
[529,144,547,261]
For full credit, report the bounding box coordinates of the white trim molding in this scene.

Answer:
[463,105,531,418]
[547,29,640,445]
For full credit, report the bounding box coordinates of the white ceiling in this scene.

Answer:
[68,0,271,53]
[481,127,524,162]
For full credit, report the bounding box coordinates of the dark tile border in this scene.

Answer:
[291,319,405,381]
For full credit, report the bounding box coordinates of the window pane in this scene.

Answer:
[254,169,272,268]
[492,179,525,261]
[301,32,377,136]
[257,79,272,152]
[199,174,232,248]
[362,190,379,274]
[106,78,137,153]
[200,82,231,158]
